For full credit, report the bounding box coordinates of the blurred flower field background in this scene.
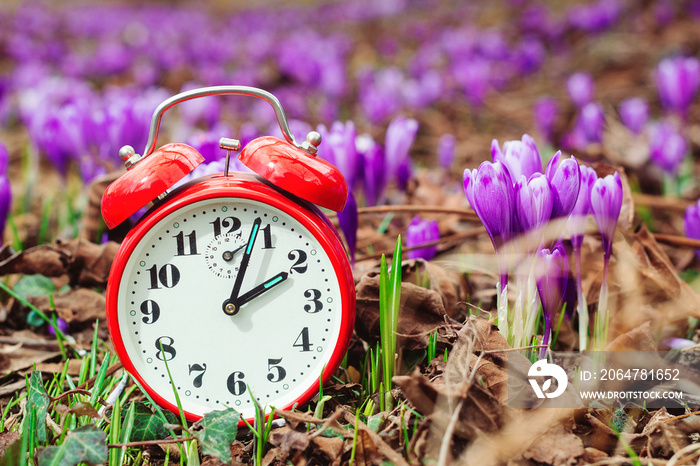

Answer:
[1,0,700,464]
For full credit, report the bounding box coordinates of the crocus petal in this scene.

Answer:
[618,97,649,135]
[406,215,440,261]
[566,165,597,248]
[683,199,700,260]
[536,244,569,347]
[567,72,595,108]
[590,172,623,258]
[473,161,514,249]
[546,153,581,219]
[515,173,553,235]
[463,167,478,210]
[491,134,542,181]
[337,190,358,266]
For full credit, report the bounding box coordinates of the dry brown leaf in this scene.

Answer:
[0,239,119,288]
[28,288,106,325]
[642,408,700,459]
[355,259,467,350]
[352,429,380,466]
[605,321,657,351]
[521,422,585,466]
[268,427,310,454]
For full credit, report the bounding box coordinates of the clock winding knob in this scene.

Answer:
[301,131,322,155]
[119,145,142,170]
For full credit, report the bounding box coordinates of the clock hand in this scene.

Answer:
[222,243,245,262]
[234,271,289,308]
[223,217,261,315]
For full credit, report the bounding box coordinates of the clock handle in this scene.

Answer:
[142,85,301,157]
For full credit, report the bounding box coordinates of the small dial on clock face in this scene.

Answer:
[116,197,344,420]
[204,234,245,279]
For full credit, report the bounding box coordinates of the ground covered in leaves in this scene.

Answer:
[0,1,700,465]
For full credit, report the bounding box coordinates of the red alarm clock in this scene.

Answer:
[102,86,355,422]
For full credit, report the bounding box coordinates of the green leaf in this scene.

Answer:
[128,402,178,442]
[194,408,241,463]
[37,425,107,466]
[13,275,56,299]
[27,371,49,443]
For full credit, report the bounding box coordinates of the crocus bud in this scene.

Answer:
[536,244,569,353]
[406,216,440,261]
[491,134,542,182]
[472,161,515,250]
[438,133,456,170]
[590,172,623,259]
[514,173,553,236]
[48,317,69,336]
[317,120,359,188]
[385,115,419,186]
[618,97,649,135]
[566,165,597,249]
[337,190,358,266]
[656,56,700,118]
[649,120,688,176]
[462,167,478,210]
[357,134,385,206]
[575,102,605,144]
[567,72,595,108]
[684,199,700,261]
[545,151,581,219]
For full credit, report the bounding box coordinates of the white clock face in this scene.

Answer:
[116,197,344,419]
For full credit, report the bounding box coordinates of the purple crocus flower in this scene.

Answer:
[316,121,360,188]
[566,164,597,250]
[384,115,418,188]
[0,144,10,246]
[437,133,456,170]
[514,173,553,238]
[464,161,514,289]
[48,317,69,337]
[618,97,649,135]
[406,216,440,261]
[684,199,700,261]
[575,102,605,144]
[545,151,581,220]
[357,133,386,206]
[533,97,558,143]
[590,172,623,261]
[337,191,358,266]
[656,56,700,118]
[536,244,569,356]
[649,120,688,176]
[491,134,542,182]
[567,72,595,108]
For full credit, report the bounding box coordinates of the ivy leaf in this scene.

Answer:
[194,408,241,463]
[129,402,178,442]
[27,371,49,443]
[37,425,107,466]
[13,275,56,298]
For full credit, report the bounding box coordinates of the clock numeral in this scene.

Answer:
[155,336,176,361]
[140,300,160,324]
[288,249,308,274]
[211,216,241,237]
[260,224,274,249]
[175,230,199,256]
[147,264,181,289]
[293,327,312,352]
[226,371,246,396]
[304,289,322,313]
[188,363,207,388]
[267,358,286,383]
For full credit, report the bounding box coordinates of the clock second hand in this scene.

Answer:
[222,217,261,315]
[234,271,289,308]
